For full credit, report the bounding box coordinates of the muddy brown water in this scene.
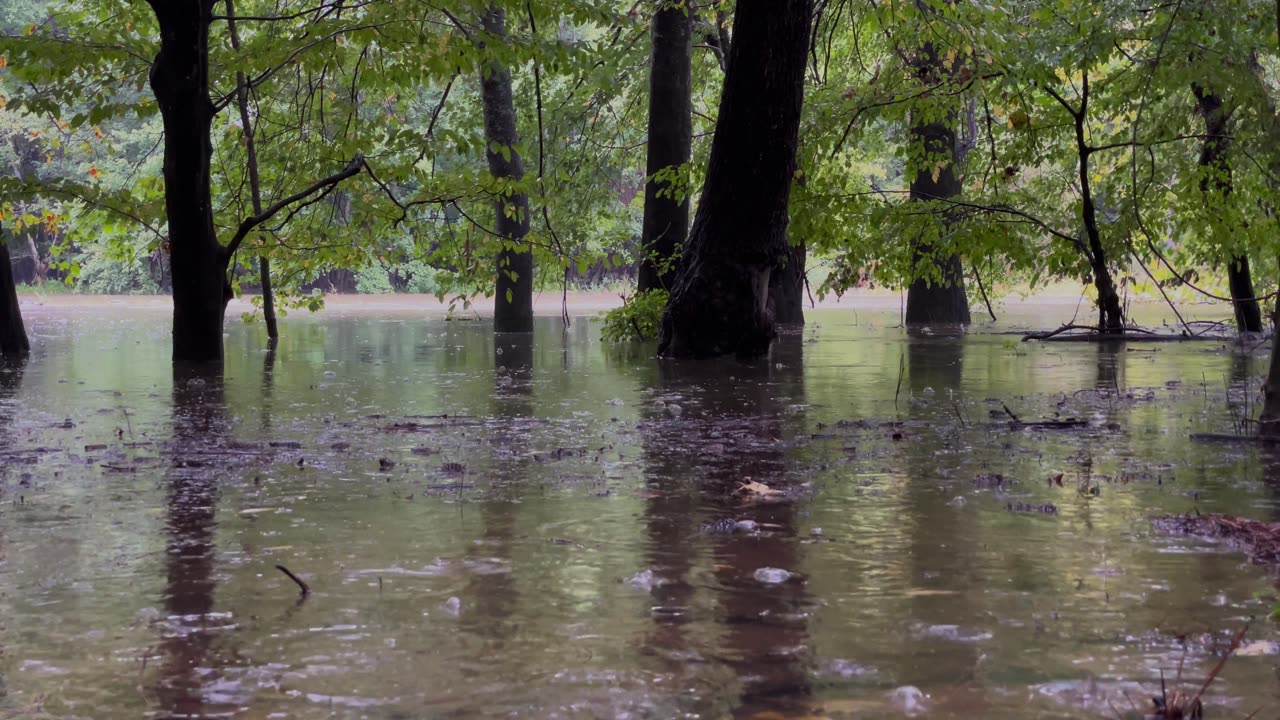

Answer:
[1,306,1278,719]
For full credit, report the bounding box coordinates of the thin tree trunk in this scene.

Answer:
[0,242,29,355]
[227,0,278,340]
[148,0,230,366]
[1262,286,1280,438]
[1060,73,1124,332]
[904,43,970,325]
[1192,85,1263,333]
[637,0,692,293]
[658,0,813,358]
[479,6,533,333]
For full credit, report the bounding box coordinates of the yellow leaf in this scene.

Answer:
[0,54,7,69]
[736,479,785,497]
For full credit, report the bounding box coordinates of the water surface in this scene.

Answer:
[1,306,1278,718]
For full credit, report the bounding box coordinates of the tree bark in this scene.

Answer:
[479,7,533,333]
[637,0,693,293]
[658,0,813,358]
[0,242,29,355]
[148,0,230,366]
[1192,85,1263,333]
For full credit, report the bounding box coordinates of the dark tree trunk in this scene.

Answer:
[905,43,970,326]
[1062,73,1124,332]
[658,0,813,358]
[1192,85,1263,333]
[479,7,533,333]
[1263,289,1280,439]
[769,240,806,326]
[148,0,230,366]
[637,0,693,293]
[0,243,29,355]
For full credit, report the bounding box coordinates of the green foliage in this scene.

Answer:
[599,289,667,342]
[74,249,158,294]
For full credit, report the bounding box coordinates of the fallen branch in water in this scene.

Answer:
[275,564,311,597]
[1189,432,1280,445]
[1152,512,1280,565]
[1021,323,1223,343]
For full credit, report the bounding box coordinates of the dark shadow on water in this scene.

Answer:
[153,366,234,719]
[644,335,813,717]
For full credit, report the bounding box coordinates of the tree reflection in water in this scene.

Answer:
[643,332,814,718]
[154,367,235,719]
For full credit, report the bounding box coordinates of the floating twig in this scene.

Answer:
[275,564,311,597]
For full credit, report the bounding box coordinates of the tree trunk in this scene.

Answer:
[769,240,806,326]
[1066,73,1124,332]
[1262,288,1280,439]
[479,7,533,333]
[905,42,970,326]
[1192,85,1263,333]
[637,0,693,293]
[0,243,29,355]
[227,0,278,341]
[658,0,813,358]
[148,0,230,366]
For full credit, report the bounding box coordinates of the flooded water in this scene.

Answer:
[2,305,1279,719]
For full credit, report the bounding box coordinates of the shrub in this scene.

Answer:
[599,289,667,342]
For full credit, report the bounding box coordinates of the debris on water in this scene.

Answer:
[665,403,683,418]
[443,596,462,617]
[625,569,664,591]
[734,519,759,532]
[821,658,878,680]
[606,398,624,407]
[735,479,785,498]
[1152,512,1280,565]
[378,458,396,471]
[887,685,928,715]
[753,567,793,584]
[809,527,822,536]
[913,623,994,642]
[441,462,467,475]
[410,446,438,456]
[949,495,966,507]
[1006,502,1057,514]
[973,473,1016,489]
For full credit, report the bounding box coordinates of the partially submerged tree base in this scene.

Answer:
[0,243,30,355]
[661,258,776,358]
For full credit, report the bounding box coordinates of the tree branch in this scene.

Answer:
[223,153,365,261]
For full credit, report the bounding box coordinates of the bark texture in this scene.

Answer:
[658,0,813,358]
[0,243,29,355]
[148,0,231,366]
[479,7,534,333]
[637,0,693,292]
[1192,85,1263,333]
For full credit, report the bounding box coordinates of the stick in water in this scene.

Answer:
[275,564,311,597]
